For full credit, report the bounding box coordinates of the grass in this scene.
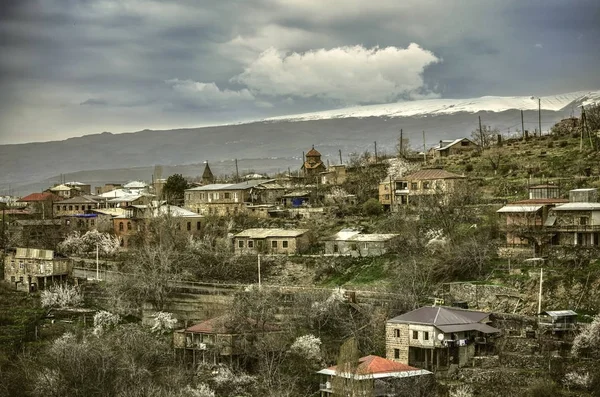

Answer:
[318,256,390,287]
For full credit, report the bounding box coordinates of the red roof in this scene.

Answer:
[185,315,280,334]
[306,147,321,157]
[326,355,419,375]
[19,192,61,202]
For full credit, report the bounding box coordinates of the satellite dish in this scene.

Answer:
[437,333,445,341]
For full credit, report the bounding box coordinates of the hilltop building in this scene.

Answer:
[302,146,326,179]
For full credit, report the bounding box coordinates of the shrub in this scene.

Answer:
[362,198,383,216]
[465,163,474,172]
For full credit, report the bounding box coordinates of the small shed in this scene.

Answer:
[538,310,577,332]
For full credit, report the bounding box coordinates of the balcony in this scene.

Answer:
[546,224,600,232]
[319,383,333,393]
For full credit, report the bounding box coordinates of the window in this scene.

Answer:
[423,182,430,189]
[187,222,191,231]
[384,194,390,200]
[394,349,400,359]
[333,244,338,253]
[424,331,429,341]
[412,331,418,339]
[384,184,389,191]
[351,243,358,251]
[272,241,278,248]
[282,241,288,248]
[197,221,201,231]
[127,222,132,230]
[248,240,254,248]
[90,219,95,226]
[238,240,244,248]
[69,205,73,210]
[461,140,469,146]
[119,222,124,231]
[580,217,588,226]
[224,192,231,199]
[411,182,418,190]
[75,205,79,210]
[63,205,67,210]
[88,205,92,210]
[394,329,400,338]
[120,239,125,247]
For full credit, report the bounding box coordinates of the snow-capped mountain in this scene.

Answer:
[266,90,600,122]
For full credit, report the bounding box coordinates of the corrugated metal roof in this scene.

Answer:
[437,322,500,334]
[234,228,308,238]
[15,247,54,260]
[401,169,465,181]
[553,202,600,211]
[541,310,577,317]
[57,195,99,204]
[497,205,543,213]
[186,179,274,191]
[388,306,490,326]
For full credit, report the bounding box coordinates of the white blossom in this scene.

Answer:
[151,312,178,334]
[312,288,346,313]
[58,230,120,257]
[572,315,600,358]
[41,284,83,308]
[563,371,591,390]
[290,334,322,362]
[93,310,120,337]
[450,385,474,397]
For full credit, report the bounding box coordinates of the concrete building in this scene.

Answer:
[324,229,400,257]
[53,195,101,216]
[386,306,499,372]
[429,138,478,158]
[3,247,72,292]
[233,228,310,255]
[320,164,348,185]
[184,180,284,216]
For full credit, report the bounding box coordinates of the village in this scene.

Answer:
[2,111,600,397]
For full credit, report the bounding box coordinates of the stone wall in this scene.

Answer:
[386,323,409,364]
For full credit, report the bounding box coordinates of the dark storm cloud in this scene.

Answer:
[0,0,599,143]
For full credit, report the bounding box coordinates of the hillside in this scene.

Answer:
[2,90,598,195]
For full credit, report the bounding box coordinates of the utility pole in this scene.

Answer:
[388,174,394,211]
[538,268,543,314]
[339,149,343,165]
[374,141,378,164]
[257,254,261,288]
[96,243,99,281]
[235,159,239,182]
[521,110,525,141]
[399,129,403,157]
[422,130,426,163]
[478,115,484,147]
[538,97,542,136]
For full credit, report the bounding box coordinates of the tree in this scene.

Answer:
[362,198,383,216]
[331,337,372,397]
[471,124,500,149]
[58,230,120,257]
[163,174,190,205]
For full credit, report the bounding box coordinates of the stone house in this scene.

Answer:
[320,164,348,185]
[3,247,72,292]
[95,183,123,195]
[379,169,465,210]
[428,138,478,158]
[184,180,284,216]
[113,202,204,248]
[386,306,499,372]
[46,184,84,199]
[18,192,61,218]
[324,229,400,257]
[8,219,65,250]
[53,195,101,216]
[173,315,282,368]
[233,228,310,255]
[317,355,431,397]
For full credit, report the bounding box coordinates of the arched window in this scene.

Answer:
[127,222,132,230]
[120,238,125,247]
[119,222,124,231]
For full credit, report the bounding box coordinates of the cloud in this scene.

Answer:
[535,43,543,48]
[165,79,255,107]
[234,44,440,104]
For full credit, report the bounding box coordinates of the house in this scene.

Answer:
[320,164,348,185]
[95,183,123,195]
[379,169,465,210]
[324,229,400,257]
[173,315,282,367]
[302,146,327,179]
[3,247,72,292]
[184,180,284,216]
[113,202,204,248]
[281,190,312,207]
[538,310,578,334]
[8,219,65,250]
[64,181,92,195]
[53,195,101,216]
[429,138,478,158]
[496,184,568,257]
[386,306,500,371]
[547,192,600,247]
[317,355,431,397]
[46,184,84,199]
[18,192,61,217]
[233,228,310,255]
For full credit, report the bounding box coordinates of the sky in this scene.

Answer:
[0,0,599,144]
